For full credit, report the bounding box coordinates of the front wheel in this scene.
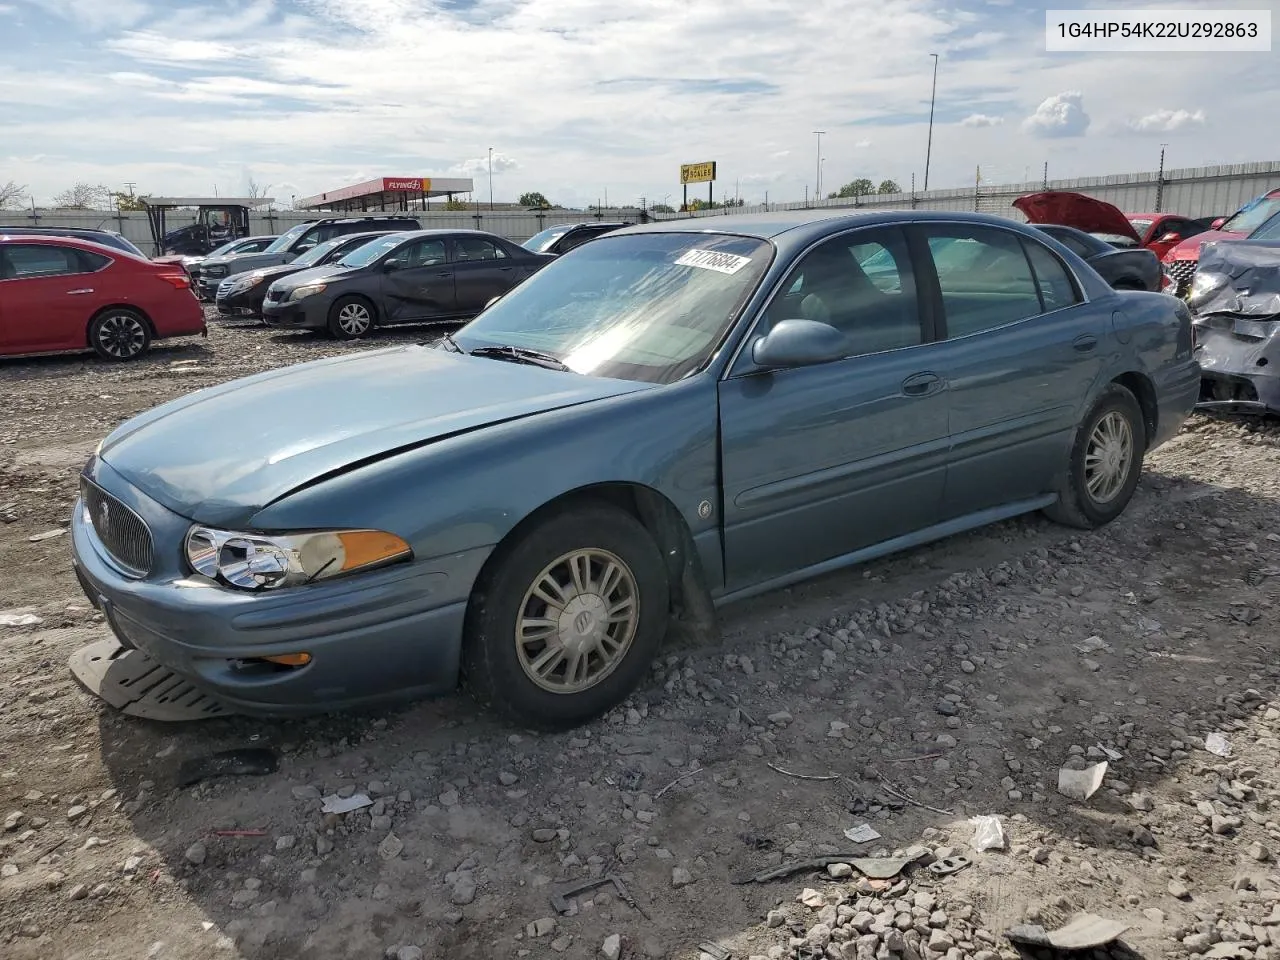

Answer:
[463,503,670,728]
[327,297,375,340]
[1044,383,1147,529]
[90,309,151,361]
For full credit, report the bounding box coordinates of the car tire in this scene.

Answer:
[327,297,375,340]
[89,309,152,361]
[1043,382,1147,529]
[463,503,670,729]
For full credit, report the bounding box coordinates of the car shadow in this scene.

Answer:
[0,341,213,379]
[84,468,1273,959]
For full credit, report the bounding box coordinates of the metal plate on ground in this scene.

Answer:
[69,637,238,721]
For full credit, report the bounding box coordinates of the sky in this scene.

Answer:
[0,0,1277,210]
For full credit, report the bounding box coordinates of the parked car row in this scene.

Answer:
[68,208,1200,727]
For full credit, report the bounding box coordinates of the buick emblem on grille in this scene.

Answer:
[98,499,110,526]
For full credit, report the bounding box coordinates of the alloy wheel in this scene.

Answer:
[337,303,371,336]
[97,313,147,359]
[514,548,639,694]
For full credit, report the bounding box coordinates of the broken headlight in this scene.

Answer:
[1188,271,1227,306]
[185,526,412,590]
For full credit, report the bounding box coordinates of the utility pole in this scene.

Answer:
[819,159,826,203]
[487,147,494,210]
[911,172,916,209]
[813,130,826,200]
[1042,161,1048,189]
[1156,143,1168,212]
[923,53,939,191]
[123,182,136,197]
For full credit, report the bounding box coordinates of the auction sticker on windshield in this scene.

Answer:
[674,249,754,275]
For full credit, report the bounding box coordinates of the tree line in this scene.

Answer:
[828,178,902,199]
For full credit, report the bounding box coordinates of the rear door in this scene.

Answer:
[452,237,518,314]
[911,223,1105,517]
[717,226,951,590]
[0,243,107,353]
[378,237,453,321]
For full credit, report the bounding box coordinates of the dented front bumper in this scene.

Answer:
[1194,315,1280,414]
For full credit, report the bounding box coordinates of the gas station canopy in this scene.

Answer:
[294,177,475,212]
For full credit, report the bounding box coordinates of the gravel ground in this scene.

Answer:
[3,316,1280,960]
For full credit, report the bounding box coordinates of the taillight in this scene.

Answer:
[158,273,191,289]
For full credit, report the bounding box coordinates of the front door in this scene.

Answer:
[0,243,101,353]
[718,226,950,591]
[911,223,1107,516]
[451,237,517,315]
[379,237,453,322]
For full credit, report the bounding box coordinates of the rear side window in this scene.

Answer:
[78,250,112,272]
[0,243,95,279]
[1020,239,1079,312]
[922,226,1043,338]
[454,238,508,262]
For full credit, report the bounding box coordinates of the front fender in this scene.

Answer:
[248,375,723,596]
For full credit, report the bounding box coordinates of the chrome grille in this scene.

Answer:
[1164,258,1198,297]
[81,478,153,577]
[217,277,236,299]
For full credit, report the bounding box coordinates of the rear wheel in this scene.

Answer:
[327,297,375,340]
[1044,383,1146,529]
[89,309,151,361]
[463,503,670,728]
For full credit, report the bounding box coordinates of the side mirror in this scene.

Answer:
[751,318,848,369]
[382,260,401,272]
[1211,217,1226,230]
[1158,232,1183,244]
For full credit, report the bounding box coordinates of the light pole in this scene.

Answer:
[487,146,494,210]
[813,130,826,200]
[923,53,939,192]
[820,158,826,202]
[1156,143,1168,212]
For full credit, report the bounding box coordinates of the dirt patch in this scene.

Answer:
[3,320,1280,960]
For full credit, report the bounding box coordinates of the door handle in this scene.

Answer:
[66,288,94,295]
[432,271,451,278]
[901,372,941,396]
[1073,334,1098,352]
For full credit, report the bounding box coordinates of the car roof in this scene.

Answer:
[613,208,1052,247]
[390,228,511,240]
[0,224,125,237]
[0,233,146,257]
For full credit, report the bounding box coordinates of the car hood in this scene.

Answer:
[1191,240,1280,318]
[268,263,358,290]
[96,345,651,526]
[1165,228,1247,262]
[1013,191,1142,244]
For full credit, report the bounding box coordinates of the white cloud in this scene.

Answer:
[450,153,519,177]
[3,0,1278,206]
[961,113,1003,127]
[1127,108,1206,134]
[1021,91,1090,138]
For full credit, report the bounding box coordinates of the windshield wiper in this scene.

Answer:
[430,332,463,351]
[469,345,571,371]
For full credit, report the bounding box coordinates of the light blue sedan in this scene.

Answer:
[70,210,1200,727]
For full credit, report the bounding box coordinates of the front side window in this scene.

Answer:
[453,232,772,384]
[924,226,1044,338]
[769,229,920,357]
[0,244,91,279]
[387,239,446,268]
[338,234,410,268]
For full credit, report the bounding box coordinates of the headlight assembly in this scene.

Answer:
[1188,271,1227,304]
[288,283,327,302]
[233,273,267,291]
[185,527,412,590]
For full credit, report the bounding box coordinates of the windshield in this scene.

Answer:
[453,232,772,384]
[523,226,571,253]
[293,236,348,267]
[1223,195,1280,235]
[263,223,311,254]
[1127,218,1153,234]
[208,238,249,257]
[338,234,406,268]
[1250,211,1280,241]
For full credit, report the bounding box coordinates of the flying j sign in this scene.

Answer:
[383,178,433,192]
[679,162,716,184]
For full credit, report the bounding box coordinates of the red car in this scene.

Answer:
[0,234,206,360]
[1012,191,1208,260]
[1161,188,1280,297]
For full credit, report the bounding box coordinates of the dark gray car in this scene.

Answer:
[1033,224,1163,292]
[261,229,553,339]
